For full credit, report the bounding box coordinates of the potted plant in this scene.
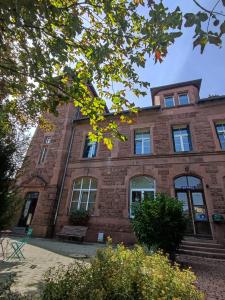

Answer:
[69,209,90,226]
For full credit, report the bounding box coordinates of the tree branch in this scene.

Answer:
[193,0,225,17]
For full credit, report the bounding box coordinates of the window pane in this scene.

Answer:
[39,147,47,164]
[135,140,142,155]
[192,192,204,206]
[80,191,89,210]
[71,177,97,212]
[72,191,80,202]
[74,178,82,189]
[219,135,225,149]
[143,139,151,154]
[175,177,188,189]
[174,136,182,152]
[175,176,202,190]
[179,94,189,105]
[88,191,96,211]
[216,124,225,149]
[131,191,142,216]
[182,135,191,151]
[131,176,154,189]
[44,136,51,144]
[82,177,90,189]
[135,130,150,155]
[144,191,154,200]
[187,177,202,189]
[164,97,174,108]
[90,179,97,189]
[83,137,97,158]
[173,127,191,152]
[177,192,189,216]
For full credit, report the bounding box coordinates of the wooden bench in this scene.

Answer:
[56,226,88,242]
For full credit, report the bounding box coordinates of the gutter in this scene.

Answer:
[53,112,78,226]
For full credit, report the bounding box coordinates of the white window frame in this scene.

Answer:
[178,93,189,105]
[70,177,97,212]
[134,130,151,155]
[164,96,175,108]
[38,147,47,164]
[130,178,155,218]
[173,126,191,152]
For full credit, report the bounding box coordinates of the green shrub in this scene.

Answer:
[132,193,186,259]
[42,243,203,300]
[69,210,89,226]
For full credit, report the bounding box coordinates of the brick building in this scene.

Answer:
[17,79,225,245]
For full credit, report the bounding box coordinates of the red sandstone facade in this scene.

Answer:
[17,80,225,245]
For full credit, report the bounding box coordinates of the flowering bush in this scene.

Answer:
[42,243,203,300]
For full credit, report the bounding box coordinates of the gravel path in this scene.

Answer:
[177,255,225,300]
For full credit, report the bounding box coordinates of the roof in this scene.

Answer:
[151,79,202,99]
[198,95,225,103]
[74,105,160,122]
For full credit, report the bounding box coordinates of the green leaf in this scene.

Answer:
[184,13,196,27]
[197,12,208,22]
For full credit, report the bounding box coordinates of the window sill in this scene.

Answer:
[81,157,97,160]
[134,153,152,157]
[174,150,194,154]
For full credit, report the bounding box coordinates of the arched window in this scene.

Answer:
[70,177,97,212]
[130,176,155,217]
[174,176,202,190]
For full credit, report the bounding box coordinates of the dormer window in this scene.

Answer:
[164,96,175,108]
[179,93,189,105]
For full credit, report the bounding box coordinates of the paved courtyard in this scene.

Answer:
[0,238,225,299]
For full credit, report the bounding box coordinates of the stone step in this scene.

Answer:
[179,245,225,254]
[181,241,223,249]
[183,236,215,243]
[178,249,225,259]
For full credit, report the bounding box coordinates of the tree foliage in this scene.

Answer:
[0,106,27,229]
[0,1,224,147]
[184,0,225,53]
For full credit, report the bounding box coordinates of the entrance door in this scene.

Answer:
[18,192,39,227]
[175,176,211,236]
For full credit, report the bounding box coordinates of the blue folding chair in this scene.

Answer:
[6,228,33,261]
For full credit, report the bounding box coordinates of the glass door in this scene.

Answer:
[191,192,211,235]
[176,191,195,235]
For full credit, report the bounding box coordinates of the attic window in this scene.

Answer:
[164,96,175,108]
[179,94,189,105]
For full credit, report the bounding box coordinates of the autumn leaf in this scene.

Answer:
[155,50,163,63]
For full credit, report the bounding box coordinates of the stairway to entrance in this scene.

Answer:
[178,236,225,259]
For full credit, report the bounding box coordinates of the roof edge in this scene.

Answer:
[151,79,202,99]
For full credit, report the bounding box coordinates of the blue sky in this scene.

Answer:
[134,0,225,106]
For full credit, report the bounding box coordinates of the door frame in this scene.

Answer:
[175,188,211,237]
[18,192,39,227]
